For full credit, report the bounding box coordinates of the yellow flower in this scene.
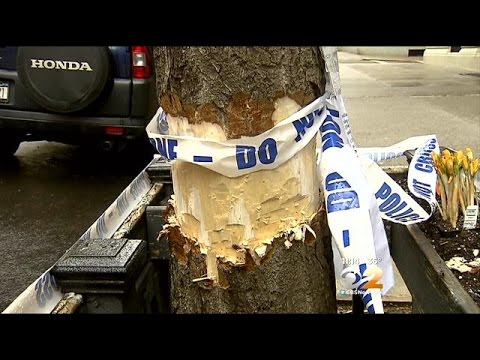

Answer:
[462,156,469,171]
[439,156,448,174]
[454,151,464,170]
[432,152,442,171]
[465,147,474,162]
[446,158,454,176]
[471,159,480,177]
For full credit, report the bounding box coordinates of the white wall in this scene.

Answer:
[339,47,426,57]
[339,46,480,71]
[423,47,480,72]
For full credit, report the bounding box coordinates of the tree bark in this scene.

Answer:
[154,47,337,313]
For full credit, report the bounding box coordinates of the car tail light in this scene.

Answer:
[131,46,151,79]
[105,126,125,135]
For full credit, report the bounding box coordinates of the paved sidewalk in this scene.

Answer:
[338,51,480,166]
[334,50,480,309]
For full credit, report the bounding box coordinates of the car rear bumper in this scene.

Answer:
[0,108,148,142]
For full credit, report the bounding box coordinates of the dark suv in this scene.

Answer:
[0,46,158,157]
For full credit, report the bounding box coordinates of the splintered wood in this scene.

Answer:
[166,97,321,281]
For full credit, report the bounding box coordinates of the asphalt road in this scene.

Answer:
[0,51,478,312]
[0,142,151,311]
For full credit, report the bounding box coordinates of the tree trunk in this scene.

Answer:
[154,47,337,313]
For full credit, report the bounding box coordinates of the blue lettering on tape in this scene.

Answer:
[327,191,360,213]
[151,138,178,160]
[320,116,341,134]
[116,192,129,214]
[326,107,339,117]
[375,182,392,200]
[326,172,360,213]
[258,138,278,165]
[362,292,372,304]
[415,162,433,173]
[326,172,350,191]
[343,229,350,247]
[321,114,344,151]
[236,138,278,170]
[167,139,178,160]
[35,272,59,307]
[293,111,316,142]
[384,201,407,217]
[154,138,167,158]
[387,152,397,160]
[236,146,256,170]
[412,178,432,198]
[193,156,213,163]
[375,182,423,221]
[96,214,108,236]
[321,131,344,151]
[379,193,401,212]
[293,121,306,142]
[413,139,437,173]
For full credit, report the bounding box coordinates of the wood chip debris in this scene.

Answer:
[51,293,83,314]
[446,256,480,273]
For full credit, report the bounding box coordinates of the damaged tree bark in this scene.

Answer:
[154,47,337,313]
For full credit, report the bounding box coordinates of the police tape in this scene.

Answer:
[354,134,440,225]
[146,92,444,314]
[321,49,388,311]
[322,95,438,313]
[148,96,439,226]
[146,94,329,178]
[363,142,440,226]
[319,95,392,313]
[319,136,386,313]
[357,135,437,162]
[359,154,435,225]
[4,49,443,314]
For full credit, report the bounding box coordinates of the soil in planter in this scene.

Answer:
[397,178,480,307]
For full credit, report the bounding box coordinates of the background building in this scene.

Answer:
[339,46,480,72]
